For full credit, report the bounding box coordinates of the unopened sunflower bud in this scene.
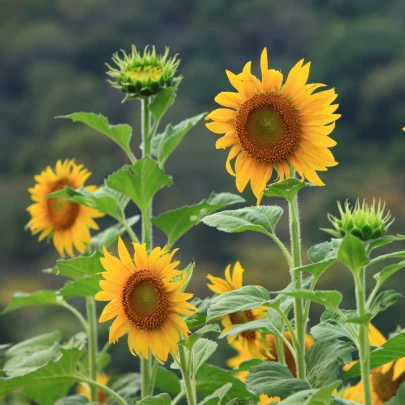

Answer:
[324,199,394,241]
[106,45,181,99]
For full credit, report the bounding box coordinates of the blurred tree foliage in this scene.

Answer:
[1,0,405,345]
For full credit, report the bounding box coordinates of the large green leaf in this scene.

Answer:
[196,364,252,403]
[152,113,206,166]
[202,206,283,235]
[374,261,405,286]
[311,310,355,341]
[264,178,309,201]
[183,324,221,349]
[191,338,218,374]
[278,290,342,312]
[337,234,370,273]
[90,215,140,251]
[45,251,104,279]
[2,291,63,314]
[1,334,86,404]
[306,340,354,388]
[199,383,232,405]
[365,234,405,252]
[149,87,177,123]
[57,112,133,160]
[278,382,340,405]
[307,240,341,263]
[47,186,129,222]
[136,393,171,405]
[246,362,310,399]
[369,290,402,317]
[294,258,336,279]
[106,157,172,212]
[106,372,141,405]
[369,250,405,265]
[59,275,102,299]
[344,331,405,378]
[207,286,270,321]
[55,396,99,405]
[155,367,181,396]
[152,192,244,247]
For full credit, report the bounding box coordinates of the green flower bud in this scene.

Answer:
[106,45,182,99]
[324,199,394,241]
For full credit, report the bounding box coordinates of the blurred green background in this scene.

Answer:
[1,0,405,379]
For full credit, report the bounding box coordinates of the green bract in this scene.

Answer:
[106,45,181,99]
[324,199,394,241]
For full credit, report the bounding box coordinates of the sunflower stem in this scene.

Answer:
[148,358,159,396]
[178,345,197,405]
[85,297,98,402]
[78,376,129,405]
[354,268,373,405]
[140,97,154,397]
[288,170,306,380]
[61,302,89,334]
[275,335,286,365]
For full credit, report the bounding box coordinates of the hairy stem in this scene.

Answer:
[178,346,197,405]
[275,335,286,365]
[355,269,373,405]
[85,297,98,401]
[288,185,306,379]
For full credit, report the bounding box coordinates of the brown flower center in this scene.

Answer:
[122,270,168,330]
[46,180,80,230]
[236,93,302,164]
[371,362,405,402]
[229,310,256,340]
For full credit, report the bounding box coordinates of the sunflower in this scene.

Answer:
[27,159,104,257]
[206,48,340,203]
[207,262,268,357]
[96,238,197,362]
[343,324,405,404]
[77,373,109,403]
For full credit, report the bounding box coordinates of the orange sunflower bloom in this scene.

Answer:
[27,159,104,257]
[343,324,405,404]
[96,238,197,362]
[206,48,340,203]
[207,262,268,357]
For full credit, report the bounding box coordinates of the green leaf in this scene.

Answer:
[369,290,402,317]
[55,395,99,405]
[185,297,212,330]
[293,258,336,279]
[330,397,362,405]
[196,364,252,403]
[152,113,206,166]
[225,399,257,405]
[57,112,133,159]
[374,261,405,286]
[311,310,355,341]
[149,87,177,123]
[246,362,310,399]
[2,291,63,314]
[90,215,140,250]
[306,340,354,388]
[47,186,129,222]
[278,290,342,312]
[365,234,405,252]
[192,338,218,374]
[45,251,104,279]
[264,178,309,201]
[344,331,405,378]
[59,275,102,299]
[202,206,283,235]
[180,262,195,293]
[106,158,172,212]
[1,334,86,404]
[337,233,370,273]
[185,324,221,349]
[106,373,141,405]
[199,383,232,405]
[278,381,341,405]
[369,250,405,266]
[220,318,271,339]
[136,393,171,405]
[308,240,341,263]
[207,286,270,321]
[345,312,374,326]
[154,367,181,396]
[152,192,244,247]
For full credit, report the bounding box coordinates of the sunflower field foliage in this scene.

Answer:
[2,45,405,405]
